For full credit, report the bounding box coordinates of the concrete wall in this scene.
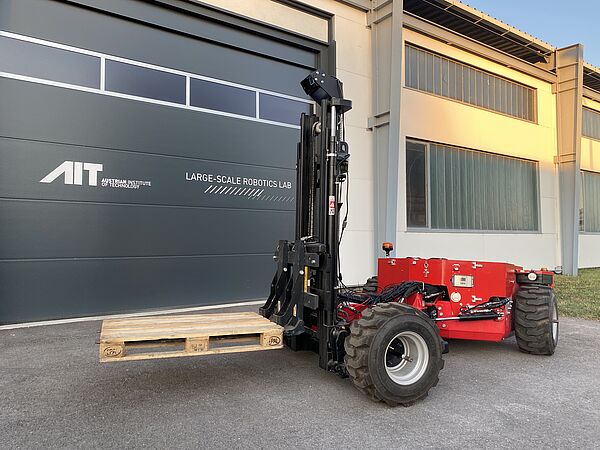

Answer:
[398,29,560,270]
[270,0,375,283]
[324,3,375,283]
[580,96,600,268]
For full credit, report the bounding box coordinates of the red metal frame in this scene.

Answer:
[339,257,553,342]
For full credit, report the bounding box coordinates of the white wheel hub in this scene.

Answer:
[384,331,429,385]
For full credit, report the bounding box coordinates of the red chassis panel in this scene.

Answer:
[377,257,521,342]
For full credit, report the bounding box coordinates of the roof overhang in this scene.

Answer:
[402,0,600,94]
[402,0,554,64]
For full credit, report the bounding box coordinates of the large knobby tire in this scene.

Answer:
[514,285,559,355]
[344,303,444,406]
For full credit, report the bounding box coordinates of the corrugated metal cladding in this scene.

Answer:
[0,0,331,323]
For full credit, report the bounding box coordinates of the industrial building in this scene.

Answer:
[1,0,599,323]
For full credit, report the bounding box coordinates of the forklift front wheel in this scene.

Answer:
[344,303,444,406]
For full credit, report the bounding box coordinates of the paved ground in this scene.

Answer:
[1,306,599,449]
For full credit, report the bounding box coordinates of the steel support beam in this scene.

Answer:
[554,45,584,276]
[369,0,403,261]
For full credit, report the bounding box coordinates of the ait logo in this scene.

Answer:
[40,161,103,186]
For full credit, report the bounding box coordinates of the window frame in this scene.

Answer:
[404,43,538,124]
[405,138,542,234]
[0,30,313,130]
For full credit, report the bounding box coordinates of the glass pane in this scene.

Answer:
[190,78,255,117]
[516,86,523,119]
[498,80,508,114]
[455,64,464,102]
[469,67,477,105]
[482,73,490,109]
[427,144,538,231]
[403,44,538,121]
[475,71,483,107]
[406,141,427,227]
[0,35,100,88]
[511,84,518,117]
[417,48,427,91]
[441,58,449,97]
[583,108,600,140]
[448,60,456,100]
[583,108,590,136]
[405,46,413,87]
[472,151,483,229]
[105,60,185,104]
[409,47,419,88]
[433,55,441,95]
[494,78,502,114]
[527,89,535,121]
[430,145,444,229]
[426,52,434,93]
[583,171,600,232]
[462,66,470,105]
[259,93,311,125]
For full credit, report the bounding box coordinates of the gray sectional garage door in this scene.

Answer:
[0,0,330,323]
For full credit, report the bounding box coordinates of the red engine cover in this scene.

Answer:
[377,257,522,342]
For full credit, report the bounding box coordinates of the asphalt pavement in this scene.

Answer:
[1,306,599,449]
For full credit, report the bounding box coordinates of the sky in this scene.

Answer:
[461,0,600,67]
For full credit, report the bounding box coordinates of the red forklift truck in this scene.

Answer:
[100,72,559,406]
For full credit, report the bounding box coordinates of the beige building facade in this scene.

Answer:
[206,0,600,279]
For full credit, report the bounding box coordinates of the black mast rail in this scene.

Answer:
[260,71,352,371]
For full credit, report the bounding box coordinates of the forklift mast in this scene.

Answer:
[260,71,352,371]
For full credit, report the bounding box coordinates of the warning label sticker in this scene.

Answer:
[328,195,336,216]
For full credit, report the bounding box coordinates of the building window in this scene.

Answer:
[406,141,428,227]
[0,31,312,129]
[190,78,255,117]
[581,171,600,232]
[105,60,186,105]
[0,34,100,88]
[406,140,539,231]
[583,107,600,140]
[405,44,536,122]
[259,93,312,125]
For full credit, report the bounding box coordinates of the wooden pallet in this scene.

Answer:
[99,312,283,362]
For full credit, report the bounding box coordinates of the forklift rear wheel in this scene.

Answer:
[514,285,558,355]
[344,303,444,406]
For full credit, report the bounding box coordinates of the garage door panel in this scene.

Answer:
[0,0,328,322]
[0,0,317,97]
[0,79,301,169]
[0,137,296,210]
[0,200,293,259]
[0,254,274,324]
